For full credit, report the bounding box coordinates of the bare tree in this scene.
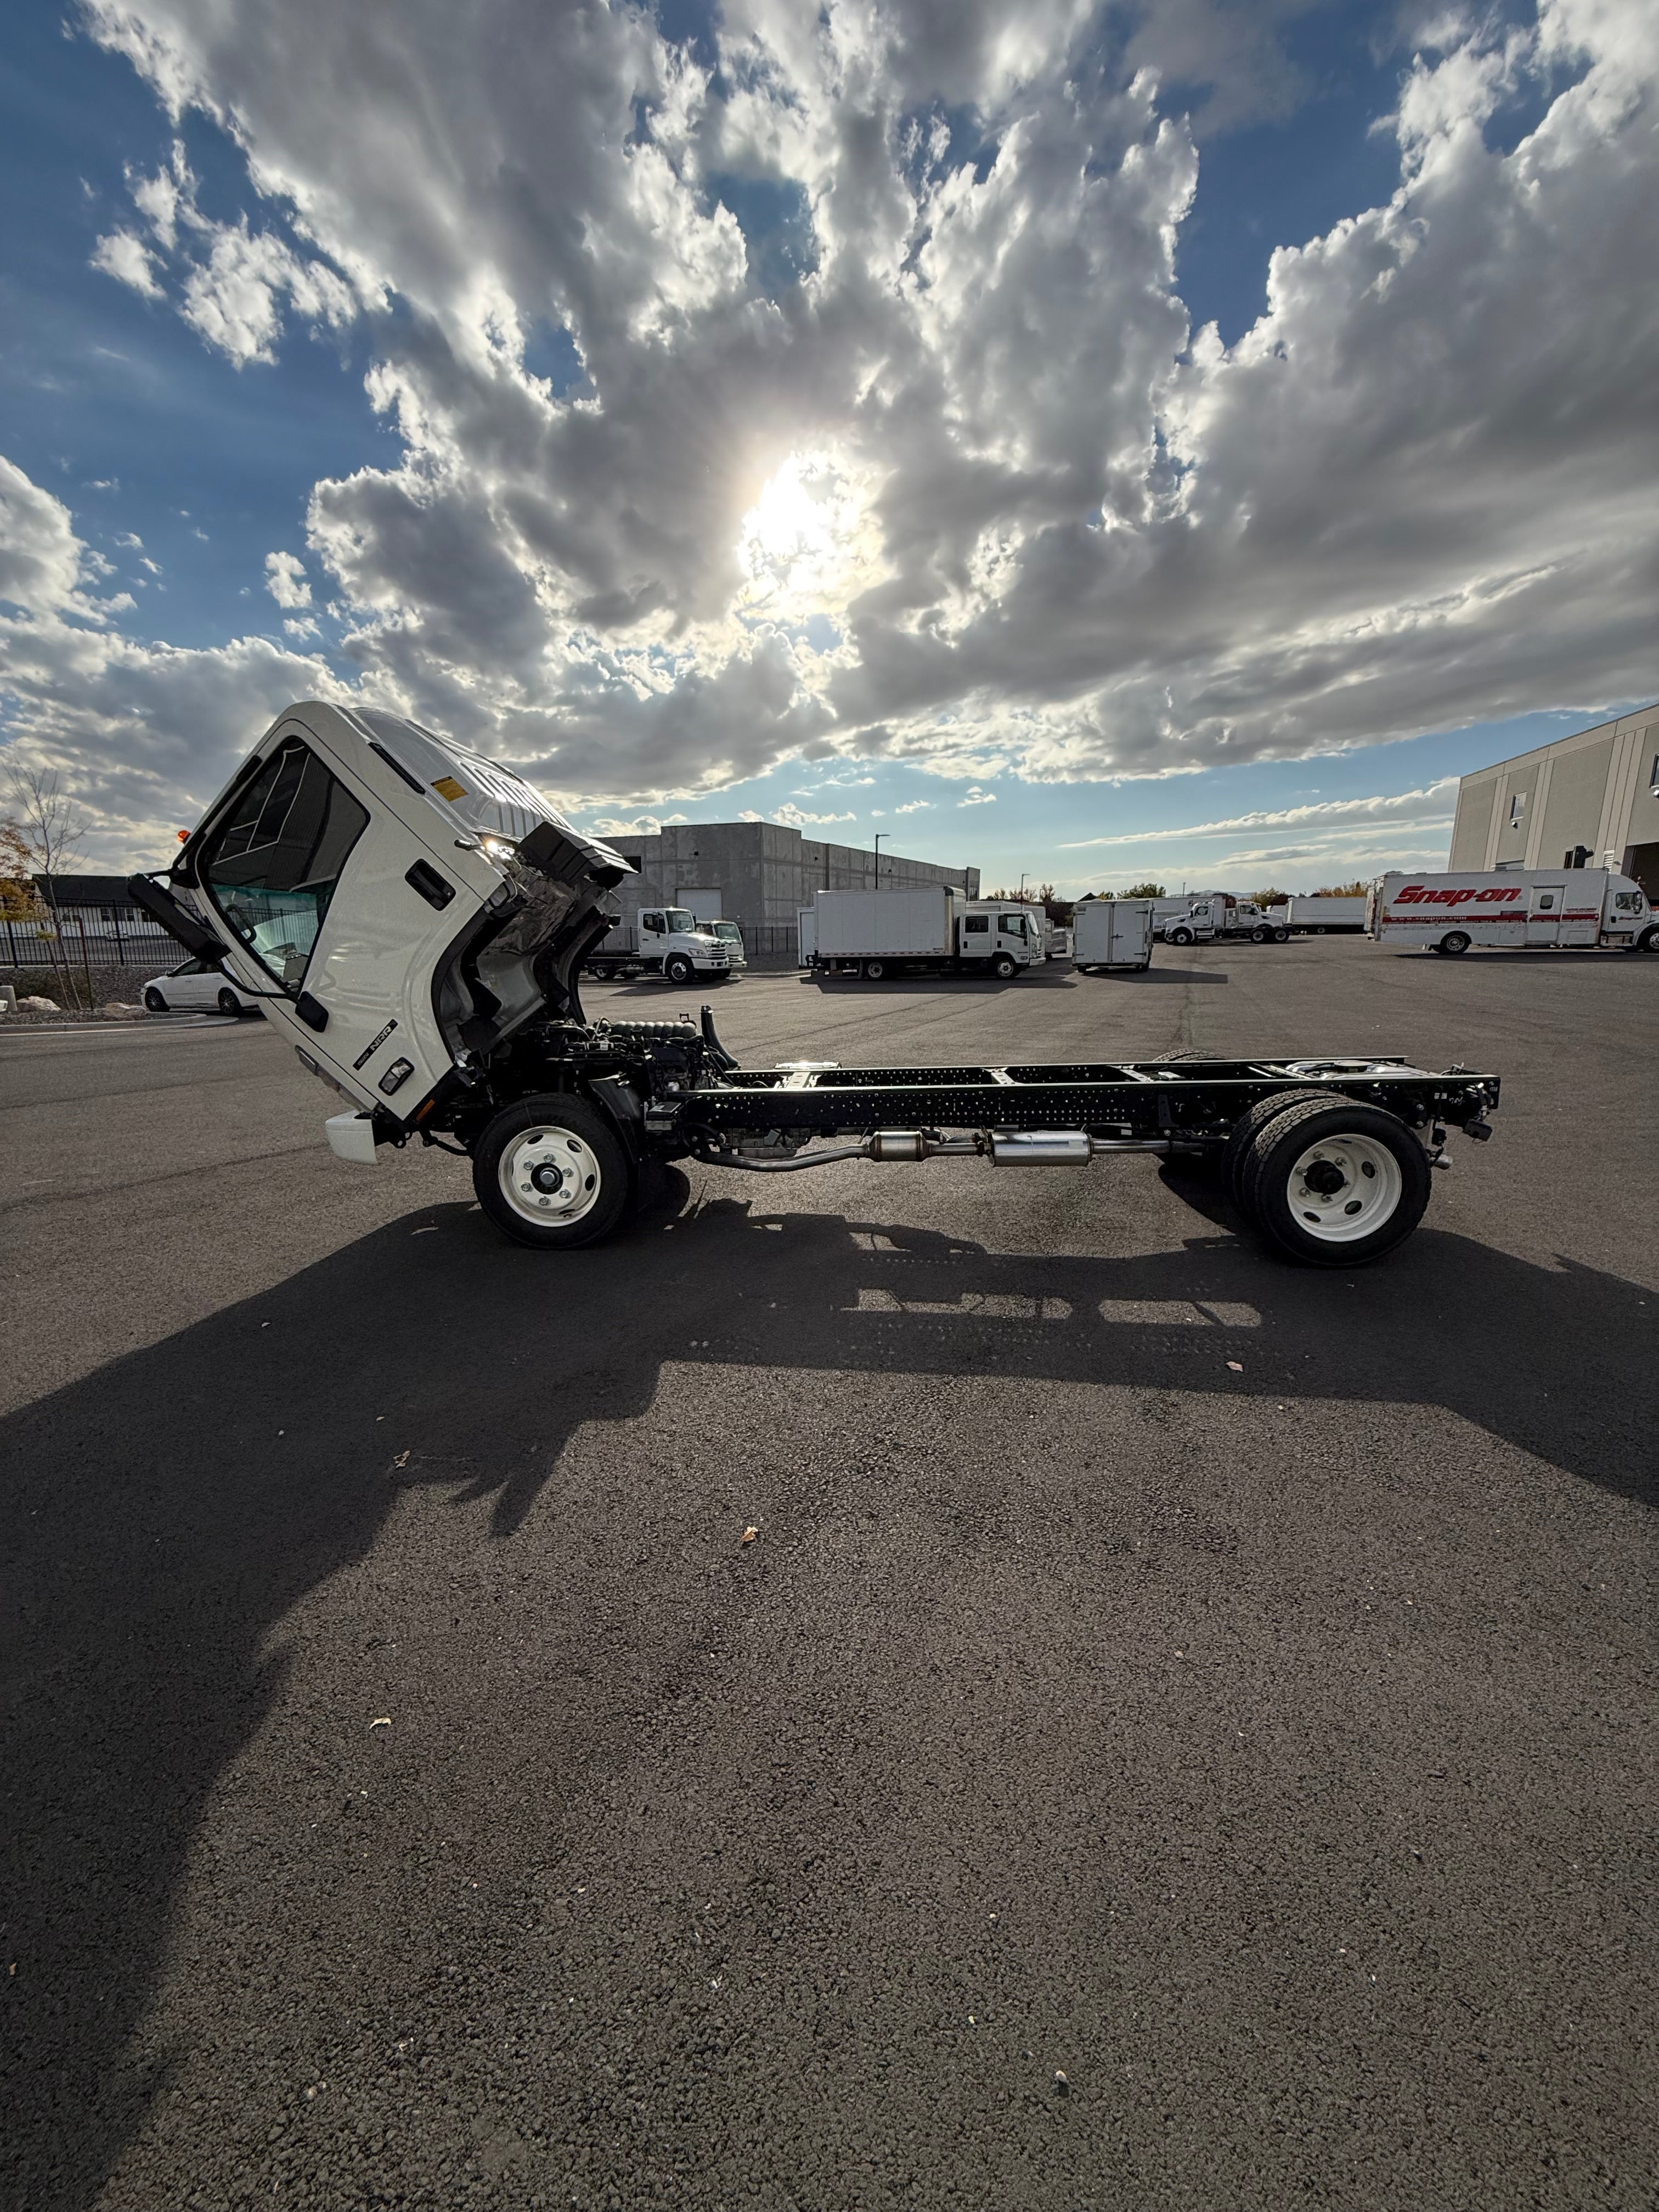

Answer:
[4,765,92,1005]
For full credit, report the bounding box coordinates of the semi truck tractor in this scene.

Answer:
[1368,870,1655,954]
[1159,895,1288,945]
[127,701,1501,1267]
[1072,898,1154,972]
[805,888,1045,980]
[584,908,732,984]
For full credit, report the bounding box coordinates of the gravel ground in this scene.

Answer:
[1,938,1654,2212]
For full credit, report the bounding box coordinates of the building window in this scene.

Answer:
[1650,752,1658,794]
[1508,792,1527,826]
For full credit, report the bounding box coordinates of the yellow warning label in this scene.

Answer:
[431,775,467,801]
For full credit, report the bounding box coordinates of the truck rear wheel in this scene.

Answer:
[472,1095,631,1250]
[1220,1090,1332,1211]
[862,958,887,980]
[1242,1099,1430,1266]
[1438,930,1470,955]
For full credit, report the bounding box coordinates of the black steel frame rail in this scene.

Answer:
[673,1059,1499,1139]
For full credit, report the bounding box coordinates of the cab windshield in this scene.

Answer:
[664,908,697,933]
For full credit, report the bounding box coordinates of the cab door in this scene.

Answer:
[195,725,486,1107]
[1526,883,1565,945]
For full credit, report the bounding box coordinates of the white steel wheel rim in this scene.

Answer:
[1284,1132,1402,1242]
[500,1125,603,1227]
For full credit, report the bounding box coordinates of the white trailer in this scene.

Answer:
[1073,898,1153,972]
[1271,896,1368,935]
[1369,870,1655,954]
[797,906,816,966]
[586,906,732,984]
[808,888,1044,980]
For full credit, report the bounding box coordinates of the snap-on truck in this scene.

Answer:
[1071,898,1154,973]
[1368,870,1656,954]
[805,888,1046,980]
[584,907,732,984]
[128,702,1500,1266]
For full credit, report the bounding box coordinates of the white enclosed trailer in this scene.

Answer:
[807,889,1044,980]
[1368,870,1655,954]
[125,699,1503,1268]
[1073,899,1154,972]
[1271,896,1368,935]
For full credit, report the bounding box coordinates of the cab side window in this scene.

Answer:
[1000,913,1025,938]
[642,912,664,934]
[199,738,369,991]
[963,914,990,935]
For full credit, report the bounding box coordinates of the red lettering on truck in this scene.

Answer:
[1393,883,1521,908]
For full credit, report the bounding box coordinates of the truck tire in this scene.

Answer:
[665,953,695,985]
[1251,924,1271,944]
[1240,1098,1430,1266]
[862,958,887,980]
[1635,926,1658,953]
[1273,927,1290,943]
[1168,925,1194,946]
[992,953,1018,979]
[1438,930,1470,956]
[472,1094,632,1250]
[1220,1090,1332,1211]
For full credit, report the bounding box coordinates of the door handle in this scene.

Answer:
[405,860,456,909]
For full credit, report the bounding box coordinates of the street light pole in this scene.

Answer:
[872,832,885,885]
[1018,871,1029,900]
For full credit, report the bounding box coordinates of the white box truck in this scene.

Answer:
[807,888,1045,980]
[1369,870,1655,953]
[1073,898,1153,972]
[1269,895,1368,935]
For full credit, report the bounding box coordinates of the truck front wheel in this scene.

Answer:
[1635,926,1659,953]
[1168,926,1194,946]
[473,1095,632,1250]
[991,953,1018,979]
[1242,1099,1430,1266]
[665,953,695,985]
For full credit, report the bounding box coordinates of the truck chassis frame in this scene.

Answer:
[389,1009,1499,1266]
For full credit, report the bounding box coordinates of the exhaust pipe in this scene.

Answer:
[703,1127,1193,1173]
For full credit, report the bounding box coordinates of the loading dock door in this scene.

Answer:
[1527,884,1566,945]
[678,888,722,921]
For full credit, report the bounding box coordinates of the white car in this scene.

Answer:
[142,955,262,1017]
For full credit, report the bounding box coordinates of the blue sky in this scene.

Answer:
[2,0,1654,888]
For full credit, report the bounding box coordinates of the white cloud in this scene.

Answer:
[264,550,311,608]
[21,0,1659,827]
[283,614,318,639]
[770,803,857,827]
[1059,780,1458,847]
[894,798,932,813]
[91,229,162,297]
[958,786,997,806]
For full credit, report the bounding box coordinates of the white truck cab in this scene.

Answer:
[586,906,732,984]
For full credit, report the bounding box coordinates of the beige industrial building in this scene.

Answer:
[1449,702,1659,893]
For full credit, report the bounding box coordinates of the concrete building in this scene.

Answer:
[1449,703,1659,893]
[601,821,978,928]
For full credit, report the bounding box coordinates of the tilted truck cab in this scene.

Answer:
[131,702,1502,1267]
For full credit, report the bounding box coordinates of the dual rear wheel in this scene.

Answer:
[1221,1091,1431,1265]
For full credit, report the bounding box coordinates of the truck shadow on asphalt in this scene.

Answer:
[1,1189,1651,2207]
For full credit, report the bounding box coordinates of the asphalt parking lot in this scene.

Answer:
[2,936,1655,2212]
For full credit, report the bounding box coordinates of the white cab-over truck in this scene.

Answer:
[1368,870,1656,954]
[585,907,732,984]
[1268,896,1368,935]
[1071,898,1154,972]
[1156,895,1287,945]
[806,888,1045,980]
[126,699,1503,1269]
